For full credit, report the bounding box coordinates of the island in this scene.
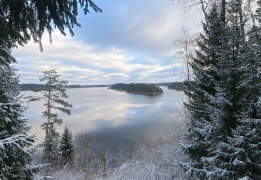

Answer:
[110,83,163,95]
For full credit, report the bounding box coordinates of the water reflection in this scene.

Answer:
[22,86,184,145]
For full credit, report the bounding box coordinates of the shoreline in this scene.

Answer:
[125,91,163,95]
[109,88,163,95]
[168,88,185,91]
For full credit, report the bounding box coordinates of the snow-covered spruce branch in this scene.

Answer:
[0,134,35,151]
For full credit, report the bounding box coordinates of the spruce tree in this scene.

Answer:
[215,1,261,178]
[182,1,261,179]
[59,126,74,165]
[0,0,102,53]
[0,65,35,179]
[43,125,60,165]
[182,3,223,178]
[201,0,246,144]
[28,69,73,135]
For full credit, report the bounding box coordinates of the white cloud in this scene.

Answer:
[12,0,203,85]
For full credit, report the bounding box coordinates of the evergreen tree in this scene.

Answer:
[0,0,102,55]
[215,1,261,178]
[206,1,261,178]
[0,65,35,179]
[28,69,73,135]
[43,125,60,165]
[184,1,260,179]
[182,3,223,178]
[59,126,74,165]
[182,1,261,179]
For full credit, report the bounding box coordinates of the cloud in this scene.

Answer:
[12,0,203,85]
[74,0,182,51]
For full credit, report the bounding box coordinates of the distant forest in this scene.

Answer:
[167,82,187,91]
[20,83,185,92]
[19,84,109,91]
[110,83,163,94]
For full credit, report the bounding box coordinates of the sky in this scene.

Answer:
[13,0,203,85]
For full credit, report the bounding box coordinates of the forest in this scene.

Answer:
[20,84,109,91]
[167,82,187,91]
[110,83,163,94]
[1,0,261,179]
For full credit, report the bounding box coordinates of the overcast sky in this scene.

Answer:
[13,0,203,85]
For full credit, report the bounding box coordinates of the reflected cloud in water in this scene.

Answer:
[23,86,184,145]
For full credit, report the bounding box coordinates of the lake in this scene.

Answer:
[22,86,184,146]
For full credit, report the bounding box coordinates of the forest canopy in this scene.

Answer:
[110,83,163,94]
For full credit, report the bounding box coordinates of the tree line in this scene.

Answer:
[110,83,163,94]
[167,82,187,91]
[20,84,110,91]
[35,130,180,179]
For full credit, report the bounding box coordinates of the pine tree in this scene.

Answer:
[0,65,35,179]
[59,126,74,165]
[28,69,73,135]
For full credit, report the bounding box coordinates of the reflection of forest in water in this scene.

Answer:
[23,86,184,145]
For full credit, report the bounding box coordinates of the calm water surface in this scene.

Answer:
[22,86,184,145]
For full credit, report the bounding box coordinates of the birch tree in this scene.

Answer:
[74,132,94,174]
[175,27,195,81]
[94,133,112,178]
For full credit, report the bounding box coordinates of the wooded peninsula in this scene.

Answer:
[110,83,163,95]
[167,82,187,91]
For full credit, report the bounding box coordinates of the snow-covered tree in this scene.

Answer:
[43,125,60,165]
[59,126,74,165]
[214,1,261,178]
[182,0,261,179]
[182,3,223,177]
[207,1,261,178]
[0,65,35,179]
[28,69,72,135]
[94,133,112,178]
[74,131,94,173]
[117,138,137,166]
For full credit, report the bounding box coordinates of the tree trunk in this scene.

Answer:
[237,0,245,38]
[46,89,51,135]
[221,0,226,25]
[185,40,190,81]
